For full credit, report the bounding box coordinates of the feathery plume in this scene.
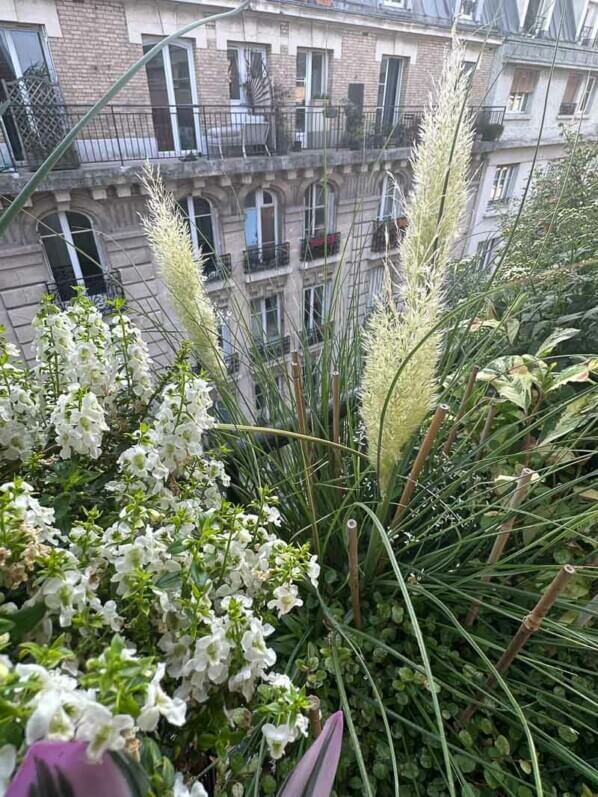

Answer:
[360,43,474,492]
[140,164,223,381]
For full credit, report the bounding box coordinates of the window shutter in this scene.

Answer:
[562,73,582,103]
[511,68,538,93]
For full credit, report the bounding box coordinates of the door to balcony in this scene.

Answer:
[376,56,405,133]
[295,49,328,149]
[143,38,201,156]
[244,189,279,269]
[0,27,71,168]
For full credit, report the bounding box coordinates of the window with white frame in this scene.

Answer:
[379,173,404,220]
[296,49,328,105]
[255,375,283,422]
[227,44,268,107]
[366,265,385,309]
[38,211,106,303]
[560,73,583,115]
[217,316,234,358]
[489,164,517,204]
[178,196,219,266]
[476,237,499,268]
[458,0,477,19]
[522,0,546,34]
[304,282,331,333]
[579,76,596,114]
[507,68,538,113]
[244,189,277,252]
[304,183,334,238]
[250,294,282,342]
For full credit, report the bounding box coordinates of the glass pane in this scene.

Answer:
[0,32,21,160]
[11,30,48,77]
[262,190,273,205]
[244,207,258,247]
[193,197,211,217]
[144,44,174,152]
[0,31,17,83]
[39,212,62,236]
[377,58,387,108]
[67,212,92,233]
[71,229,105,296]
[250,299,263,339]
[304,289,311,328]
[311,53,324,99]
[195,213,215,254]
[228,49,240,100]
[260,205,275,246]
[169,44,196,150]
[313,285,323,325]
[314,206,326,234]
[42,234,73,284]
[265,295,279,339]
[244,190,256,208]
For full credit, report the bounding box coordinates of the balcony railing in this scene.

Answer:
[46,269,124,311]
[579,26,597,47]
[253,335,291,359]
[300,232,341,261]
[244,242,290,274]
[303,322,334,346]
[473,106,506,140]
[203,253,231,282]
[0,102,506,171]
[224,352,240,374]
[371,217,408,253]
[559,102,577,116]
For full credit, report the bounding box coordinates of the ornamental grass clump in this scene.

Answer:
[360,43,474,492]
[141,165,224,382]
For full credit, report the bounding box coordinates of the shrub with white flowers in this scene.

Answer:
[0,292,317,797]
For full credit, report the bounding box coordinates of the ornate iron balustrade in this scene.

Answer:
[0,102,508,170]
[45,270,124,311]
[243,242,290,274]
[203,253,232,282]
[300,232,341,261]
[253,335,291,360]
[371,217,408,253]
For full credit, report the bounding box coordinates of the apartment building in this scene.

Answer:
[0,0,590,417]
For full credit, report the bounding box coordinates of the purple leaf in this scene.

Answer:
[7,742,147,797]
[277,711,343,797]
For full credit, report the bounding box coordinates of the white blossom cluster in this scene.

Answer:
[0,339,42,461]
[0,294,318,791]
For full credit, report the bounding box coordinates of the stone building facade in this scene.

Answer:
[0,0,595,417]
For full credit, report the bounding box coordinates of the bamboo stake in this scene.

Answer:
[465,467,535,626]
[461,565,576,724]
[291,351,320,555]
[332,370,341,479]
[346,518,362,628]
[308,695,322,738]
[393,404,449,524]
[476,398,497,462]
[443,365,480,456]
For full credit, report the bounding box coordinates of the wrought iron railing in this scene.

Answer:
[225,352,240,373]
[579,26,596,46]
[472,106,506,140]
[371,217,408,253]
[253,335,291,359]
[303,322,334,346]
[244,242,290,274]
[559,102,577,116]
[0,102,506,170]
[45,270,124,311]
[203,253,232,282]
[300,232,341,261]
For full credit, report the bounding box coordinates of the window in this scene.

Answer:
[377,57,405,127]
[304,283,331,332]
[143,37,200,153]
[507,69,538,112]
[227,45,267,107]
[244,189,277,251]
[579,76,596,114]
[0,26,53,161]
[178,196,221,275]
[255,375,283,423]
[489,165,517,204]
[296,49,328,105]
[522,0,545,33]
[459,0,477,19]
[381,0,408,8]
[560,73,583,115]
[367,266,385,309]
[250,294,282,342]
[462,61,476,84]
[379,173,404,220]
[304,183,334,238]
[38,212,106,303]
[476,237,499,268]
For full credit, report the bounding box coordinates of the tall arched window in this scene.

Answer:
[244,189,287,271]
[304,182,334,238]
[38,211,106,302]
[178,196,224,278]
[378,173,404,220]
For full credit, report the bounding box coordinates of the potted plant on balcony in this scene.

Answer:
[341,98,364,150]
[476,120,504,141]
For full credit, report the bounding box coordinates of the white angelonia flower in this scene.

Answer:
[173,773,208,797]
[76,704,134,762]
[51,385,108,459]
[264,672,293,690]
[138,663,187,731]
[227,665,256,702]
[0,744,16,796]
[307,555,320,588]
[267,584,303,617]
[42,571,86,628]
[110,312,154,402]
[262,723,294,760]
[241,618,276,672]
[25,690,78,744]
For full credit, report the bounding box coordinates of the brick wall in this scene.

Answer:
[49,0,150,106]
[331,30,380,106]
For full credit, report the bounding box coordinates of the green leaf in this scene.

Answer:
[535,327,579,358]
[548,362,593,391]
[494,735,510,756]
[9,603,46,643]
[557,726,579,744]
